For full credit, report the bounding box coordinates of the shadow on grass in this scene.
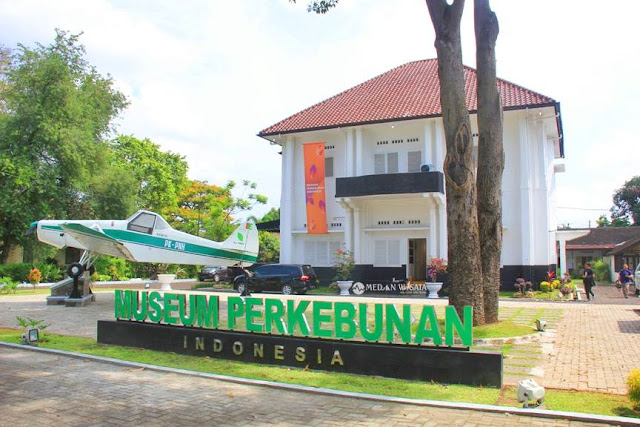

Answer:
[614,406,640,418]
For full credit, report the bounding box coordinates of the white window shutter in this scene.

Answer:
[374,240,386,265]
[387,152,398,174]
[388,240,400,265]
[374,154,385,174]
[408,151,422,173]
[304,241,315,265]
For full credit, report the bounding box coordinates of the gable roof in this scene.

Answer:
[258,58,560,139]
[566,227,640,255]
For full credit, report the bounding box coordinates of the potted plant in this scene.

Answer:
[426,257,447,298]
[333,248,355,296]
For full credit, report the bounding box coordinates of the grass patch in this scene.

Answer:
[504,386,638,418]
[473,321,533,339]
[1,330,637,417]
[0,330,497,403]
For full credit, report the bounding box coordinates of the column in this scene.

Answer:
[280,138,295,263]
[436,195,447,259]
[355,128,364,176]
[558,238,567,276]
[519,114,534,267]
[353,208,361,264]
[429,203,437,258]
[434,120,444,172]
[343,201,354,252]
[345,129,355,177]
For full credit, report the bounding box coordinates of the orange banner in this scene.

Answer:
[303,142,328,234]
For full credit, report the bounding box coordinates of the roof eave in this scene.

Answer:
[258,102,559,138]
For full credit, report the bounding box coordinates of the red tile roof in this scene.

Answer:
[259,58,557,137]
[566,227,640,255]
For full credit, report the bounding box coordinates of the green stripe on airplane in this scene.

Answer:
[105,229,257,263]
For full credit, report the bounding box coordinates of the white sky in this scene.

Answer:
[1,0,639,227]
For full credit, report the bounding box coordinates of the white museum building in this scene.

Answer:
[258,59,564,287]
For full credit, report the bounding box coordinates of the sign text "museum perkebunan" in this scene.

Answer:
[114,290,473,347]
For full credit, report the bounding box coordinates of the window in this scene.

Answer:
[408,151,422,172]
[374,240,401,266]
[155,216,170,230]
[325,157,334,178]
[304,240,340,266]
[127,212,156,234]
[374,152,398,174]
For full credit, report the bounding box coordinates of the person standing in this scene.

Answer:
[583,262,595,301]
[619,263,633,299]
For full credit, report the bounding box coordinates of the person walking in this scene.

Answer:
[583,262,595,301]
[619,263,633,299]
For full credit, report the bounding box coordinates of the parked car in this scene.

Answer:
[233,264,318,295]
[198,266,233,282]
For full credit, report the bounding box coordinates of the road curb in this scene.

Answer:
[1,341,638,426]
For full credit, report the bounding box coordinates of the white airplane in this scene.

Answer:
[32,210,259,278]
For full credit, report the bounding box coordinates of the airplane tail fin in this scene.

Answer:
[222,221,259,266]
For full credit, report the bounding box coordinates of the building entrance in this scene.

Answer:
[408,238,426,281]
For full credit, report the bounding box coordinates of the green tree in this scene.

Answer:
[611,176,640,226]
[258,231,280,262]
[596,214,630,228]
[109,135,189,216]
[0,30,127,262]
[170,179,267,241]
[260,207,280,222]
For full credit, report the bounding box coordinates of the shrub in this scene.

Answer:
[0,277,17,294]
[93,256,131,279]
[97,274,112,282]
[36,263,61,282]
[628,369,640,408]
[551,279,561,289]
[592,260,610,282]
[539,281,552,292]
[15,316,50,334]
[0,263,32,282]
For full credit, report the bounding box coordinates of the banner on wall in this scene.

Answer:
[303,142,328,234]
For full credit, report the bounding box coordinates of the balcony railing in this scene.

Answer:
[335,172,444,198]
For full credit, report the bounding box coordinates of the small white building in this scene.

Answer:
[258,59,564,287]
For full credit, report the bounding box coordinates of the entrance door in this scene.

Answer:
[408,239,426,281]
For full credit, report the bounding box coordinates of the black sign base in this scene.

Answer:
[97,320,503,387]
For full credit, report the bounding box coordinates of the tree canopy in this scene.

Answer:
[109,135,189,216]
[0,30,128,261]
[610,176,640,226]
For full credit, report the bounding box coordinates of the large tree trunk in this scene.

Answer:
[474,0,503,324]
[426,0,485,325]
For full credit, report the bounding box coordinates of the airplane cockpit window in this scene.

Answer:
[155,216,170,230]
[127,212,156,234]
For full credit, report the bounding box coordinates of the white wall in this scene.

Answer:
[280,107,561,270]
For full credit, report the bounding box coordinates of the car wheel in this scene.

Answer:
[213,274,220,282]
[67,262,84,279]
[237,282,247,294]
[281,284,293,295]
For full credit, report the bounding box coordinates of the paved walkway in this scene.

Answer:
[0,346,620,426]
[0,287,639,425]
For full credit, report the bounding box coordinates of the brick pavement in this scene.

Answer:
[0,346,616,426]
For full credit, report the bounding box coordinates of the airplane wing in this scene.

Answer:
[61,223,136,261]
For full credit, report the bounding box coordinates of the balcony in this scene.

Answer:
[335,172,444,198]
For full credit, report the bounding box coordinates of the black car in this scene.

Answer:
[233,264,318,295]
[198,266,233,282]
